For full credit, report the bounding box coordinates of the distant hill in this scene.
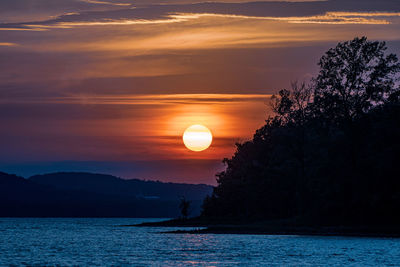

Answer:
[0,172,213,218]
[29,172,212,201]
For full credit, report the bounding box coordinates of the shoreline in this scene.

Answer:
[130,218,400,238]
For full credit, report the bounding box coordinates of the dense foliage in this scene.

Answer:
[202,37,400,226]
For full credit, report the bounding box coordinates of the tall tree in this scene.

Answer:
[202,37,400,226]
[313,37,400,123]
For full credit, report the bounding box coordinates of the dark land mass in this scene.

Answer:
[135,38,400,237]
[0,172,212,217]
[133,217,400,237]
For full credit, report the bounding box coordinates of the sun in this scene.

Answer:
[183,124,213,152]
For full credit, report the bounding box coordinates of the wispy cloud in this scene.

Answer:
[2,10,397,53]
[170,12,398,25]
[0,94,272,105]
[0,27,48,31]
[5,11,398,32]
[274,11,400,24]
[0,42,18,46]
[79,0,132,6]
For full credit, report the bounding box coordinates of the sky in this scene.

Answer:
[1,0,399,184]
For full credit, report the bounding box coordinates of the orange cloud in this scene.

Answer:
[20,11,399,30]
[0,42,18,46]
[7,10,397,54]
[79,0,132,6]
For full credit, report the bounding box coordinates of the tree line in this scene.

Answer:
[201,37,400,226]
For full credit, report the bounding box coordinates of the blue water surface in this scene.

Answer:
[0,218,399,266]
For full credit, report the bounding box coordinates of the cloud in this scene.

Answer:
[2,0,400,31]
[79,0,132,6]
[44,12,395,28]
[0,42,18,46]
[0,27,48,31]
[165,12,399,25]
[0,43,331,99]
[5,11,400,31]
[0,93,271,105]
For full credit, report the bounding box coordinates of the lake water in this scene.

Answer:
[0,218,399,266]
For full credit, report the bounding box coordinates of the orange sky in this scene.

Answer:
[0,0,399,184]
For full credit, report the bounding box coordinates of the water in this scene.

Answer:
[0,218,399,266]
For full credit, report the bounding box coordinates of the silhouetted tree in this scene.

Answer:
[179,197,191,219]
[270,82,313,126]
[312,37,400,123]
[201,37,400,226]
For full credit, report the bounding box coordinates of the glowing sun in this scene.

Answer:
[183,124,213,152]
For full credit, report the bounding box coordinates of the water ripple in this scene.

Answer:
[0,218,399,266]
